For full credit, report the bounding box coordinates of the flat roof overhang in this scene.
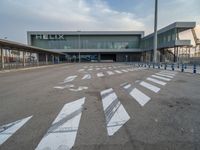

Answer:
[0,39,65,56]
[27,31,145,37]
[50,48,143,53]
[143,22,196,40]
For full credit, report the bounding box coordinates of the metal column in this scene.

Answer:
[1,48,4,69]
[153,0,158,63]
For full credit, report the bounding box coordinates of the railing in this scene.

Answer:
[126,62,200,74]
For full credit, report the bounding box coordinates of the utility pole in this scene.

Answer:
[153,0,158,63]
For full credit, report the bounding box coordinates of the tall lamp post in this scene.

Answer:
[153,0,158,63]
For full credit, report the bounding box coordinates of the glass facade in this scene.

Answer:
[141,29,177,50]
[30,35,141,50]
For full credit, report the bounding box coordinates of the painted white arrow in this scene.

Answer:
[0,116,32,145]
[35,97,85,150]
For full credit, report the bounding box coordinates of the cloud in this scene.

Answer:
[0,0,144,43]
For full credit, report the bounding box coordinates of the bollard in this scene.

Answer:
[148,64,150,68]
[153,63,155,69]
[193,64,196,74]
[164,64,167,70]
[181,64,184,72]
[158,64,160,69]
[171,64,174,71]
[184,64,187,69]
[177,64,179,69]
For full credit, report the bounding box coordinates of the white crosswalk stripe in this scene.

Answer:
[155,73,174,78]
[140,81,160,93]
[121,69,128,73]
[36,98,85,150]
[97,72,104,77]
[129,88,151,106]
[82,74,91,80]
[107,71,115,75]
[0,116,32,145]
[100,88,130,136]
[114,70,122,74]
[151,75,171,81]
[147,77,167,86]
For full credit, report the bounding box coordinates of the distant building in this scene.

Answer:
[27,22,198,63]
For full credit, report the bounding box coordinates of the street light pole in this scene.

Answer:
[153,0,158,63]
[78,31,81,63]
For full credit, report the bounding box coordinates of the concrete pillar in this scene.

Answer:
[57,56,60,64]
[98,53,101,62]
[45,53,48,65]
[52,55,54,64]
[23,51,26,67]
[1,48,4,69]
[36,53,39,66]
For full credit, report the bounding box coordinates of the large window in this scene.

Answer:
[31,35,141,49]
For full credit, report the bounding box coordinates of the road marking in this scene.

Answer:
[96,68,100,70]
[54,84,74,89]
[69,86,88,92]
[127,68,134,71]
[88,68,93,71]
[114,70,122,74]
[36,98,85,150]
[155,73,174,78]
[102,67,107,70]
[140,81,160,93]
[100,88,130,136]
[82,74,91,80]
[160,71,177,76]
[121,69,128,73]
[97,72,104,77]
[107,71,114,75]
[63,75,77,83]
[147,77,166,86]
[0,116,32,145]
[124,84,131,89]
[129,88,151,106]
[78,69,85,72]
[152,75,171,81]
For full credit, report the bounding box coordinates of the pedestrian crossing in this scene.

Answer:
[0,70,178,149]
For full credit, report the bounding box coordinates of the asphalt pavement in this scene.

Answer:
[0,63,200,150]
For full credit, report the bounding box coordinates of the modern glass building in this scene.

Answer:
[27,22,196,62]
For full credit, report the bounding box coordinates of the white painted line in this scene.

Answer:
[0,116,32,145]
[97,72,104,77]
[124,84,131,89]
[129,88,151,106]
[140,81,160,93]
[36,98,85,150]
[88,68,93,71]
[82,74,91,80]
[54,84,74,89]
[147,77,166,86]
[78,69,85,72]
[102,67,107,70]
[100,88,130,136]
[121,69,128,73]
[152,75,171,81]
[127,68,134,71]
[63,75,77,83]
[114,70,122,74]
[96,68,100,70]
[69,86,88,92]
[107,71,114,75]
[160,71,177,75]
[155,73,174,78]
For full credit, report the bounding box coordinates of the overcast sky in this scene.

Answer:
[0,0,199,44]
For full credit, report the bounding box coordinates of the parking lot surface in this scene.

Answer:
[0,63,200,150]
